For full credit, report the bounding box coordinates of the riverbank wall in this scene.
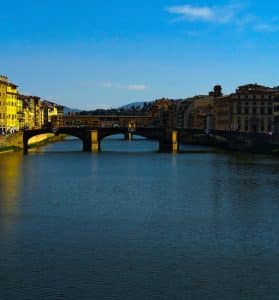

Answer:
[179,132,279,154]
[0,132,23,153]
[0,133,65,154]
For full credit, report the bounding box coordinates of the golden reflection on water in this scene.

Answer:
[0,152,23,215]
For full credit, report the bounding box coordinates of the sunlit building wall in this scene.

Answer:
[0,75,19,133]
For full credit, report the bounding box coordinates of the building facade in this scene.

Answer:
[175,86,222,130]
[214,84,279,133]
[0,75,7,133]
[174,100,193,129]
[0,75,19,133]
[42,101,64,128]
[149,98,175,128]
[273,93,279,134]
[0,74,63,133]
[189,96,214,130]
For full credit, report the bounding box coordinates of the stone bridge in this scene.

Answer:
[23,127,179,154]
[23,126,279,154]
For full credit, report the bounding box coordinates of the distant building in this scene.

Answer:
[175,85,222,130]
[214,84,279,133]
[174,100,193,129]
[150,98,175,128]
[20,95,42,129]
[273,93,279,134]
[189,95,214,130]
[42,100,64,128]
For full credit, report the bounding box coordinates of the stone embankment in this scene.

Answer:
[0,132,23,153]
[0,133,65,154]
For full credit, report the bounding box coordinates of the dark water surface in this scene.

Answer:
[0,137,279,299]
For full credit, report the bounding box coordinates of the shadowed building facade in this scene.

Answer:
[214,84,279,133]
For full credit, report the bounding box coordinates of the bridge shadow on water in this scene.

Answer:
[30,134,219,155]
[101,134,159,153]
[101,134,219,155]
[30,136,84,154]
[32,134,160,154]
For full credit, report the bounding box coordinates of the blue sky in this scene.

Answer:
[1,0,279,109]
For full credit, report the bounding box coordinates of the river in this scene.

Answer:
[0,136,279,299]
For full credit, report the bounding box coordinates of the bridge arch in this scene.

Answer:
[98,128,130,141]
[100,131,159,152]
[97,127,172,152]
[23,128,91,154]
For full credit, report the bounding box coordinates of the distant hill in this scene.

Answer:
[119,101,147,109]
[63,106,82,115]
[62,101,152,115]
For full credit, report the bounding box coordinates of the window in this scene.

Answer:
[238,118,241,130]
[261,119,265,131]
[237,105,241,114]
[245,119,249,131]
[268,119,272,131]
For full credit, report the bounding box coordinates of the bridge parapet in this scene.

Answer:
[52,115,155,129]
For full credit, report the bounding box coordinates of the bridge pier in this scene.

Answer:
[172,130,179,153]
[82,130,100,152]
[23,143,28,155]
[124,132,133,141]
[159,130,179,153]
[90,130,100,153]
[23,136,28,154]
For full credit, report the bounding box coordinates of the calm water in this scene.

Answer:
[0,136,279,300]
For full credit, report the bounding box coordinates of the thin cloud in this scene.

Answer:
[126,85,146,91]
[100,81,113,88]
[166,3,242,24]
[253,23,279,32]
[167,5,214,22]
[98,82,147,91]
[166,3,279,33]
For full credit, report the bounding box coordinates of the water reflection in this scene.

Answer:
[102,134,158,153]
[36,136,83,153]
[0,153,23,213]
[0,152,23,233]
[0,139,279,299]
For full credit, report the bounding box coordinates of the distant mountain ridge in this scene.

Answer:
[63,106,81,115]
[119,101,147,109]
[63,101,151,115]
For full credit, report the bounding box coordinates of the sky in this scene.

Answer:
[1,0,279,109]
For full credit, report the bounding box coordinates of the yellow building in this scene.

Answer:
[43,101,59,123]
[17,95,24,130]
[42,100,64,128]
[0,75,19,133]
[0,75,7,133]
[0,74,63,133]
[20,95,42,129]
